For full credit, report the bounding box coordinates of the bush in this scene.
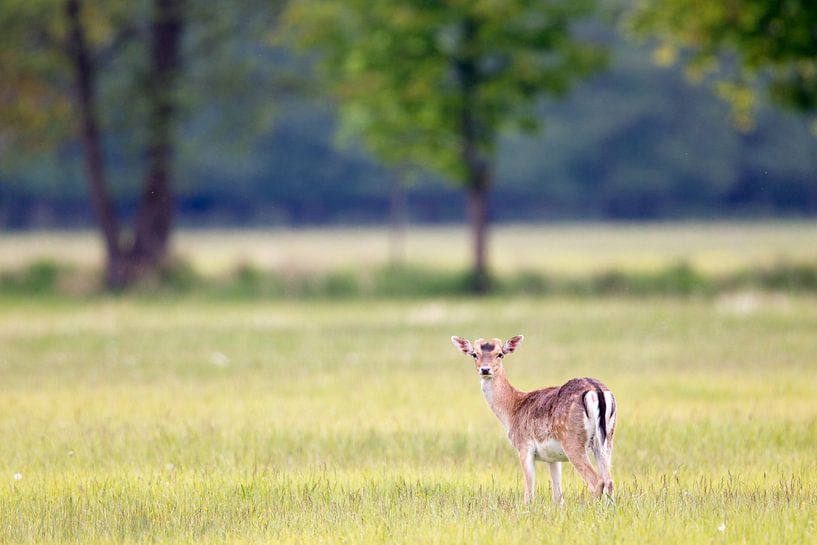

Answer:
[0,260,66,294]
[757,263,817,291]
[155,258,202,293]
[370,266,474,297]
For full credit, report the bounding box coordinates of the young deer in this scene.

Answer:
[450,335,616,504]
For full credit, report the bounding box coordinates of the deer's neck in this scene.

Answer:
[481,372,522,430]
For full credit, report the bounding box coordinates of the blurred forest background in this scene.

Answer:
[1,0,816,291]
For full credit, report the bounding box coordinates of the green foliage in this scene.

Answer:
[629,0,817,130]
[0,259,65,294]
[0,0,284,190]
[584,261,707,295]
[214,264,474,298]
[0,0,105,149]
[284,0,607,184]
[4,8,817,223]
[6,256,817,298]
[369,266,475,296]
[741,261,817,292]
[153,257,202,293]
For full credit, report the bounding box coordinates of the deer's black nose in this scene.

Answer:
[479,367,491,375]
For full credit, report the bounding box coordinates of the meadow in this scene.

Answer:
[3,221,816,276]
[0,225,815,543]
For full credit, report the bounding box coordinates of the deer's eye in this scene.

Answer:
[471,353,477,359]
[498,353,504,358]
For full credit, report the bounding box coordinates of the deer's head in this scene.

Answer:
[450,335,524,378]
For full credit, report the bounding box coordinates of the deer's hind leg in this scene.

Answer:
[590,436,614,499]
[601,430,615,497]
[562,401,604,498]
[562,439,604,498]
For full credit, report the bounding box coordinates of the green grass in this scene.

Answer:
[0,295,815,543]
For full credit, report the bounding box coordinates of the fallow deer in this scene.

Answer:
[450,335,616,504]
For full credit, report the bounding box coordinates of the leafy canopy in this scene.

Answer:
[285,0,606,184]
[629,0,817,130]
[0,0,284,187]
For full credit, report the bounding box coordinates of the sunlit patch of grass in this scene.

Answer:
[0,295,815,543]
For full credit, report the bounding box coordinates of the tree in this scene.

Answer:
[629,0,817,131]
[285,0,606,291]
[67,0,185,289]
[1,0,283,289]
[0,0,188,288]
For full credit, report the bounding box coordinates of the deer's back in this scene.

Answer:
[508,377,612,449]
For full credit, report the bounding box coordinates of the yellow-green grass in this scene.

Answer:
[2,221,815,276]
[0,294,815,543]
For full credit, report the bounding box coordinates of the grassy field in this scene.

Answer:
[2,221,816,275]
[0,293,815,543]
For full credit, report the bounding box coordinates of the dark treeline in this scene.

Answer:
[2,35,816,230]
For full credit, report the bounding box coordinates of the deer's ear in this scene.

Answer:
[502,335,524,354]
[451,336,473,355]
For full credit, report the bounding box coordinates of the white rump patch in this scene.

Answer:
[603,390,615,440]
[583,390,599,442]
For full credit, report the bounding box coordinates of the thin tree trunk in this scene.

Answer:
[130,0,184,273]
[389,168,407,268]
[456,16,491,292]
[467,181,489,292]
[65,0,128,289]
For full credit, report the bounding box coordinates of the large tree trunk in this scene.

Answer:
[130,0,184,276]
[65,0,185,291]
[65,0,129,290]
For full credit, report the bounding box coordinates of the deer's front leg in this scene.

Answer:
[548,462,563,506]
[517,447,536,504]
